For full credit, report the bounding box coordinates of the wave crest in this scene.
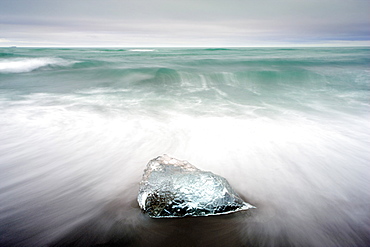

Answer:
[129,49,155,52]
[0,57,76,73]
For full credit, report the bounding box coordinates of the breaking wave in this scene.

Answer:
[0,57,76,73]
[129,49,156,52]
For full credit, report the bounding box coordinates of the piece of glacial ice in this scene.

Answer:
[137,155,255,218]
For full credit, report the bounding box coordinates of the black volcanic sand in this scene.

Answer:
[49,185,266,247]
[48,185,370,247]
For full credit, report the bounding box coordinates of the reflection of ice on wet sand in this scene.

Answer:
[50,184,257,247]
[50,178,369,247]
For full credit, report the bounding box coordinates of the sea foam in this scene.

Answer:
[0,57,75,73]
[129,49,155,52]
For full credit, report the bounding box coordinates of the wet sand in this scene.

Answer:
[49,185,369,247]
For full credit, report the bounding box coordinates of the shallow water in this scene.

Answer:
[0,47,369,246]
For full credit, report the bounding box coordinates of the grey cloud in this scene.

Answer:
[0,0,369,46]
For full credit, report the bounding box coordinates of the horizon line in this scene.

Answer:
[2,44,370,48]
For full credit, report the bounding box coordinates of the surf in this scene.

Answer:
[0,57,76,73]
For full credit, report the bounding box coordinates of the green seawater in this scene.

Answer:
[1,47,368,117]
[0,47,369,246]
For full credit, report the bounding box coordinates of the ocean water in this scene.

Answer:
[0,47,369,246]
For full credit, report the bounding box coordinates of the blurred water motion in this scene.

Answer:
[0,47,369,246]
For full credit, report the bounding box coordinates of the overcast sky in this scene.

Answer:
[1,0,369,47]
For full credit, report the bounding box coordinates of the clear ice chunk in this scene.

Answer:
[137,155,255,218]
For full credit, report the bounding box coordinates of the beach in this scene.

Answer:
[0,47,369,246]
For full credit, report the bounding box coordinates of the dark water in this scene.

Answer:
[0,47,369,246]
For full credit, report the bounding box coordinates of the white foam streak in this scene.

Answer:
[0,58,75,73]
[129,49,155,52]
[0,93,369,246]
